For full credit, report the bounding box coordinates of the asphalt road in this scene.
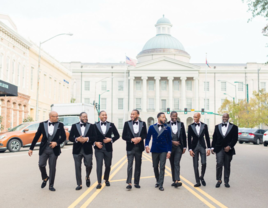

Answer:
[0,140,267,208]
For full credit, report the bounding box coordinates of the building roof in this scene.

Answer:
[156,15,172,25]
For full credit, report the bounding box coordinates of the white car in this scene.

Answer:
[263,130,268,147]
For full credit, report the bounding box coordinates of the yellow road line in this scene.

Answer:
[81,159,128,208]
[68,155,126,208]
[109,175,168,183]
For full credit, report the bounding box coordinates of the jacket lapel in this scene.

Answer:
[96,122,102,134]
[128,121,135,137]
[76,123,82,136]
[224,123,233,138]
[199,123,205,136]
[158,125,166,137]
[218,124,224,138]
[177,121,181,138]
[138,120,143,136]
[105,122,110,135]
[43,121,49,138]
[51,122,59,140]
[153,124,160,134]
[191,123,198,137]
[84,123,91,137]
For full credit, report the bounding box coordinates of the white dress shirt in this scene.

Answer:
[195,122,201,135]
[76,122,89,143]
[100,121,107,134]
[48,120,55,136]
[222,122,229,136]
[171,122,178,134]
[133,120,139,134]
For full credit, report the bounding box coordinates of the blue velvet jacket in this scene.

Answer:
[145,123,172,153]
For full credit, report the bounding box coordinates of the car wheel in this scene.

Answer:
[264,143,267,147]
[8,139,22,152]
[60,141,65,148]
[254,139,260,145]
[239,141,243,144]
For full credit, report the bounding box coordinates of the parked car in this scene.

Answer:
[263,130,268,147]
[0,122,70,153]
[238,128,265,145]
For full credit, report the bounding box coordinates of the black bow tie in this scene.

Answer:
[133,121,138,125]
[194,123,200,127]
[80,123,86,127]
[171,122,176,126]
[49,122,57,126]
[222,123,227,127]
[158,124,163,128]
[101,122,106,126]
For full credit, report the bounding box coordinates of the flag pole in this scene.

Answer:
[124,54,128,124]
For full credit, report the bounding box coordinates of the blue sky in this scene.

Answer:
[1,0,267,63]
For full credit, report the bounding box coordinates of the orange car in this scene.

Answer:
[0,122,70,153]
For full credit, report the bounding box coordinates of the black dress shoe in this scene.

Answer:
[86,178,91,187]
[134,184,140,188]
[215,181,222,188]
[126,185,132,190]
[96,184,102,189]
[76,186,82,190]
[105,181,110,186]
[155,183,160,188]
[49,186,56,191]
[225,183,230,188]
[200,178,206,186]
[171,182,175,186]
[41,177,49,188]
[159,186,164,191]
[194,183,201,187]
[175,181,182,188]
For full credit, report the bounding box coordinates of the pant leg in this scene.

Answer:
[152,153,160,184]
[38,148,49,180]
[103,151,113,181]
[169,148,175,182]
[158,152,167,187]
[126,149,134,184]
[133,147,142,185]
[173,147,183,181]
[193,148,200,184]
[216,149,224,181]
[73,153,83,186]
[95,149,104,184]
[47,148,58,187]
[83,153,93,179]
[224,152,233,184]
[200,147,207,179]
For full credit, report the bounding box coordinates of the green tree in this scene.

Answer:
[0,116,4,131]
[23,116,34,122]
[70,98,76,103]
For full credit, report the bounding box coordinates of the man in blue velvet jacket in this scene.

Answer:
[145,112,172,191]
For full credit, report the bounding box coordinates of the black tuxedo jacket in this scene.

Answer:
[122,120,147,152]
[188,122,210,150]
[30,121,66,156]
[167,121,187,149]
[69,122,96,155]
[94,121,120,152]
[212,123,238,155]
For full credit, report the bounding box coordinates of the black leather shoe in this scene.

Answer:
[76,186,82,190]
[216,181,222,188]
[86,178,91,187]
[155,183,160,188]
[225,183,230,188]
[126,184,132,190]
[200,177,206,186]
[194,183,201,187]
[159,186,164,191]
[134,184,140,188]
[49,186,56,191]
[96,184,102,189]
[171,182,175,186]
[41,177,49,188]
[105,181,110,186]
[175,181,182,188]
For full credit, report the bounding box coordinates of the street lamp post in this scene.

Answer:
[234,81,249,103]
[98,90,109,121]
[218,80,237,102]
[35,33,73,121]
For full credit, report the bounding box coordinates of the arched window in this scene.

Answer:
[147,117,154,126]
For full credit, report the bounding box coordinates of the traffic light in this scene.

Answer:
[184,108,187,114]
[201,108,205,115]
[167,108,170,114]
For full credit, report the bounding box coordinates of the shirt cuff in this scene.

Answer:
[86,137,89,142]
[168,151,171,153]
[211,147,214,150]
[145,145,149,147]
[183,147,186,149]
[189,149,192,151]
[75,138,79,143]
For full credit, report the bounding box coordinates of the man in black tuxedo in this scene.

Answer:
[166,111,186,188]
[28,111,66,191]
[122,109,147,190]
[69,112,96,190]
[94,111,120,189]
[188,113,211,187]
[211,113,238,188]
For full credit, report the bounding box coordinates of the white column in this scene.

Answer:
[142,76,147,112]
[129,77,134,111]
[194,77,199,110]
[180,77,186,109]
[168,77,174,110]
[155,76,160,112]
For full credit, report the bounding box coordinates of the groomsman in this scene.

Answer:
[166,111,186,188]
[211,113,238,188]
[28,111,66,191]
[146,112,172,191]
[94,111,120,189]
[188,113,211,187]
[122,109,147,190]
[69,112,96,190]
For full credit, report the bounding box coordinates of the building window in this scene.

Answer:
[174,98,179,110]
[0,54,3,79]
[136,80,141,90]
[17,63,20,86]
[186,80,192,91]
[204,82,209,91]
[6,57,9,81]
[261,82,266,91]
[12,60,15,83]
[101,81,107,91]
[161,80,167,90]
[174,80,179,90]
[221,82,226,91]
[84,98,90,104]
[204,99,209,110]
[148,98,154,109]
[22,66,25,88]
[84,81,90,91]
[31,67,34,90]
[118,81,124,91]
[148,80,154,90]
[186,98,192,110]
[118,118,123,129]
[238,82,243,91]
[100,98,106,110]
[161,99,166,111]
[118,98,123,110]
[136,98,141,110]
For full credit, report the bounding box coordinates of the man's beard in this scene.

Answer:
[81,120,86,124]
[160,120,165,124]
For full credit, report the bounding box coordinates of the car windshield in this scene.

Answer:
[240,129,257,133]
[8,123,29,132]
[58,116,80,126]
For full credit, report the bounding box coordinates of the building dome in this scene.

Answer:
[156,16,172,25]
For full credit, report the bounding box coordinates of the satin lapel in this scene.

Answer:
[158,125,166,137]
[51,122,59,140]
[76,123,82,136]
[199,123,205,136]
[166,122,171,128]
[153,124,160,134]
[105,122,110,135]
[84,123,90,137]
[225,123,233,138]
[128,121,135,137]
[177,121,181,138]
[96,122,102,134]
[218,124,224,138]
[138,121,143,136]
[191,124,198,137]
[43,121,48,138]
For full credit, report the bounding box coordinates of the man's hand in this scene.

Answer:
[166,152,171,159]
[182,149,186,154]
[206,149,211,156]
[76,136,83,143]
[49,142,57,149]
[104,137,112,143]
[211,149,214,154]
[189,150,195,157]
[95,142,103,149]
[28,150,33,157]
[146,146,150,153]
[224,146,231,152]
[172,141,180,146]
[132,137,141,145]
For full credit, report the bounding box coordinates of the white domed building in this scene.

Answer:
[64,16,268,133]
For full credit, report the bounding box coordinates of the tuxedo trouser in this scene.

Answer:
[216,149,233,183]
[152,152,167,187]
[95,148,112,184]
[73,149,93,186]
[169,146,182,182]
[126,145,142,185]
[39,145,58,187]
[193,142,206,184]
